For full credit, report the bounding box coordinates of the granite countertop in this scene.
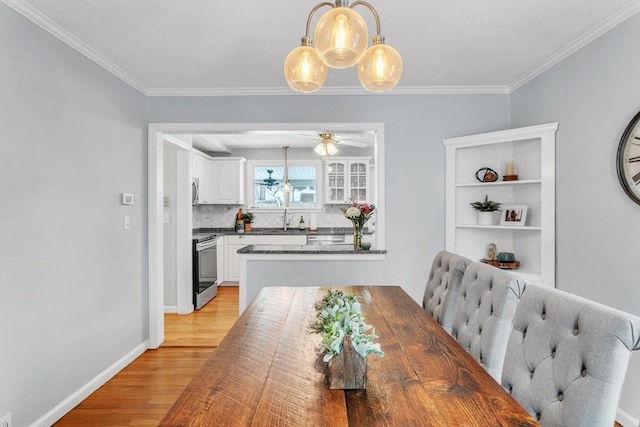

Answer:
[193,227,373,236]
[237,244,386,255]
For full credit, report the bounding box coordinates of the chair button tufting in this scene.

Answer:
[573,328,579,336]
[558,392,563,401]
[551,350,556,358]
[541,313,546,320]
[536,413,541,421]
[582,368,587,377]
[530,371,534,379]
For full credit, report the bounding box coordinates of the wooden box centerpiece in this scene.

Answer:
[312,290,384,389]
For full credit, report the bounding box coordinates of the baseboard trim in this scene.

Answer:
[164,305,178,313]
[29,341,149,427]
[617,407,639,427]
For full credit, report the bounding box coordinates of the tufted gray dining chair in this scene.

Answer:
[451,262,526,381]
[501,284,640,427]
[422,251,471,333]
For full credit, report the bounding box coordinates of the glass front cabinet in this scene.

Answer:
[324,157,371,204]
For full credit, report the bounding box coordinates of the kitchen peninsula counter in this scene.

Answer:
[193,227,373,236]
[238,244,386,313]
[237,244,386,255]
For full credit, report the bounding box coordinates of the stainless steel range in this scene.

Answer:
[192,233,218,310]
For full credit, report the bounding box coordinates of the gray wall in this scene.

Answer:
[148,94,511,305]
[511,13,640,423]
[0,5,147,426]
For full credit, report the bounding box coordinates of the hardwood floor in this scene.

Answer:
[54,286,239,426]
[163,285,239,347]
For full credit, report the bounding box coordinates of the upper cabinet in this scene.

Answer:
[443,123,558,287]
[213,158,246,205]
[192,150,246,205]
[325,157,371,204]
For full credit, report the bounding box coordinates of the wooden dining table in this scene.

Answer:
[160,286,538,426]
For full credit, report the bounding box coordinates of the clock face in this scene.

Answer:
[617,111,640,206]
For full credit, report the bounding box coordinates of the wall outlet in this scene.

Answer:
[0,412,12,427]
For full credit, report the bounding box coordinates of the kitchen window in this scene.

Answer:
[248,160,322,209]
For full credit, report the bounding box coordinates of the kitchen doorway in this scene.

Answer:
[148,123,386,349]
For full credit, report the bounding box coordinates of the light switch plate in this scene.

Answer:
[121,193,134,205]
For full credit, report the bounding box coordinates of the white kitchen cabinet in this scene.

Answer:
[443,123,557,287]
[191,151,216,203]
[192,151,246,205]
[226,235,255,281]
[191,152,204,182]
[255,235,306,245]
[325,157,371,204]
[212,158,246,204]
[224,234,307,281]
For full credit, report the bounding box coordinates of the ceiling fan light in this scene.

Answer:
[357,41,403,92]
[284,44,327,93]
[314,140,339,156]
[314,7,368,69]
[314,142,327,155]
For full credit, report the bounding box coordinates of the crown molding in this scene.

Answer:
[508,2,640,92]
[1,0,149,94]
[4,0,637,98]
[146,85,510,97]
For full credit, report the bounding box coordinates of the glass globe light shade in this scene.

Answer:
[357,42,403,92]
[314,7,368,69]
[284,45,327,93]
[326,141,338,155]
[314,141,339,156]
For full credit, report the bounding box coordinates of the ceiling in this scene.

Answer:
[5,0,639,96]
[175,131,375,154]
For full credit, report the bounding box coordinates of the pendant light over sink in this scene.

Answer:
[284,0,403,93]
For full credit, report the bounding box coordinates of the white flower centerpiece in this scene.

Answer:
[312,289,384,389]
[341,201,375,249]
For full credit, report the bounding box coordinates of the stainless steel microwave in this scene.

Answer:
[192,177,199,206]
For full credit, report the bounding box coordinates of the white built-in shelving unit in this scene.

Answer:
[443,123,558,287]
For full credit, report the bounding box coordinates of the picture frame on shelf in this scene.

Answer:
[500,205,528,226]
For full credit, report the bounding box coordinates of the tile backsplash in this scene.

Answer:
[192,204,373,230]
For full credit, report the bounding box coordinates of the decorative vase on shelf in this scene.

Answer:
[477,211,494,226]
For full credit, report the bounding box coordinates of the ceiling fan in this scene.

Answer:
[311,133,368,156]
[259,169,279,187]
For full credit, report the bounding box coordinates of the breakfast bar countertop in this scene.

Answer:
[237,244,386,255]
[193,227,373,236]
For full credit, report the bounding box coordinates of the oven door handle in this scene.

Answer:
[196,239,217,251]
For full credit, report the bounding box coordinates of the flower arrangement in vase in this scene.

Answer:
[341,201,375,249]
[311,289,384,389]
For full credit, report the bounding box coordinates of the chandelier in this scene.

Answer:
[284,0,403,93]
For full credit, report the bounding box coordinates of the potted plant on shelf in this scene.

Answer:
[242,212,254,232]
[470,195,501,225]
[311,290,384,389]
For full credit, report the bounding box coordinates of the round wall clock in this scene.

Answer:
[617,111,640,206]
